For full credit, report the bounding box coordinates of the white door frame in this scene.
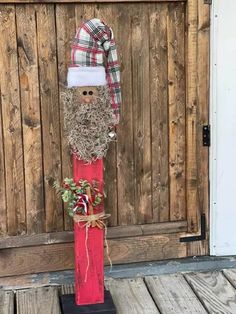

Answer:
[210,0,236,255]
[209,0,218,256]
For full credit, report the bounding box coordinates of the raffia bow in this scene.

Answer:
[73,211,110,228]
[73,211,112,282]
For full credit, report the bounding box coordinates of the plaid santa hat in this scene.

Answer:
[67,18,121,119]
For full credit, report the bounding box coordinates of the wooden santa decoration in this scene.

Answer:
[58,18,121,310]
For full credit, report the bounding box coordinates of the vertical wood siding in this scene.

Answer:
[0,2,206,236]
[0,6,26,236]
[16,6,45,234]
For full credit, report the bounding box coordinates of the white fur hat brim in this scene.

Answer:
[67,66,107,87]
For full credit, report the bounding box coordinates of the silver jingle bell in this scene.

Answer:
[108,130,117,140]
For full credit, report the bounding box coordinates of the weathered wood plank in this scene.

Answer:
[16,5,45,234]
[104,141,118,226]
[0,233,186,276]
[0,230,74,249]
[0,221,187,248]
[145,274,207,313]
[132,4,152,224]
[0,273,61,290]
[0,243,74,277]
[56,4,75,231]
[95,4,118,227]
[0,271,75,290]
[0,5,26,235]
[116,4,135,225]
[0,92,7,236]
[186,0,199,233]
[0,291,14,314]
[185,271,236,314]
[167,2,186,221]
[106,278,160,313]
[0,0,187,3]
[16,286,60,314]
[75,3,95,29]
[141,220,187,236]
[187,0,210,257]
[150,3,169,223]
[36,4,63,232]
[223,269,236,289]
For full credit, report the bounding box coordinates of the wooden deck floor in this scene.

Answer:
[1,268,236,313]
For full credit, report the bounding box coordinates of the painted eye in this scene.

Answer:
[89,91,93,95]
[83,91,87,95]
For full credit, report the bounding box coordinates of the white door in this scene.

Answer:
[210,0,236,255]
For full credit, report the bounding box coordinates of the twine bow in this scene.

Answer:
[73,211,111,228]
[73,210,112,282]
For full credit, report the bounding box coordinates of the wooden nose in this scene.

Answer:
[84,97,91,103]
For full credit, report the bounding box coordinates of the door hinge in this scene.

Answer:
[204,0,212,4]
[203,125,210,146]
[179,214,206,242]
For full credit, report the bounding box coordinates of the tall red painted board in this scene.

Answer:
[73,156,104,305]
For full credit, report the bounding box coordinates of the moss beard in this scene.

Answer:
[61,85,117,163]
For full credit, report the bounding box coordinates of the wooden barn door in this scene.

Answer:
[0,0,210,276]
[104,0,210,263]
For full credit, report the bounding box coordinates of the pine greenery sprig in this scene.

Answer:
[53,178,103,218]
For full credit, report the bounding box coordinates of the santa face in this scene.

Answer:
[61,85,117,163]
[77,86,99,104]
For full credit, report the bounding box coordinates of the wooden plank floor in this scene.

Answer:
[2,269,236,313]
